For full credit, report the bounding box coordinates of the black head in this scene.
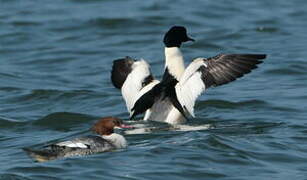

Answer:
[163,26,194,47]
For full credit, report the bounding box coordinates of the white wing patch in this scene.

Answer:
[175,58,207,117]
[56,141,88,149]
[121,60,152,115]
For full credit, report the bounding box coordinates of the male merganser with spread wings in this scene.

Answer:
[111,26,266,125]
[23,117,128,162]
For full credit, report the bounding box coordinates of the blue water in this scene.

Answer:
[1,0,307,179]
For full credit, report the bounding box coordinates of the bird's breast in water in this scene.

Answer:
[147,97,185,124]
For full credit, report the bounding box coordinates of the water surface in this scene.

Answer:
[1,0,307,179]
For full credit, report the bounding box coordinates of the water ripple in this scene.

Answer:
[1,0,307,179]
[32,112,94,131]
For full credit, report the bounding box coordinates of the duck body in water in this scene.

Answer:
[23,117,128,162]
[111,26,267,125]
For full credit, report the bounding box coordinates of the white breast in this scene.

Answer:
[165,47,185,80]
[102,133,127,149]
[143,48,186,124]
[146,97,186,124]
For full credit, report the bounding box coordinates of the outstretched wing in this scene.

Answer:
[111,57,158,115]
[176,54,266,117]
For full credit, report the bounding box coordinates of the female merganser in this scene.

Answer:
[111,26,266,125]
[23,117,128,162]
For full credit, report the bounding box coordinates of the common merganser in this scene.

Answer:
[111,26,266,125]
[23,117,128,162]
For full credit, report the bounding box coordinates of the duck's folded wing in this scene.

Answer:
[55,139,89,149]
[53,136,113,149]
[111,57,158,115]
[54,136,96,149]
[175,54,266,117]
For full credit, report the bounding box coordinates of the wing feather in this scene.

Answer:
[111,57,158,115]
[204,54,266,87]
[176,54,266,116]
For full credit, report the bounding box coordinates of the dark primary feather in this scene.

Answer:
[162,68,188,119]
[201,54,266,88]
[130,83,188,120]
[111,56,135,89]
[111,57,155,90]
[142,75,154,87]
[130,83,162,119]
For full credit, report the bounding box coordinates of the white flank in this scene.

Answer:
[145,97,185,124]
[143,109,152,121]
[173,124,212,131]
[165,107,186,124]
[146,96,174,122]
[125,128,152,135]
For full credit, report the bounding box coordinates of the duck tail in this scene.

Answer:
[23,148,58,162]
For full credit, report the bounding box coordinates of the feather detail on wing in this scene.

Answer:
[55,141,89,149]
[111,57,157,115]
[175,58,207,117]
[176,54,266,117]
[53,136,112,150]
[203,54,266,87]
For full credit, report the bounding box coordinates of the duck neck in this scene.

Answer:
[102,133,127,148]
[164,47,185,81]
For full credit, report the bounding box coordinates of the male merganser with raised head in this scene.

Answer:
[23,117,128,162]
[111,26,266,125]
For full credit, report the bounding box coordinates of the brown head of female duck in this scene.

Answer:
[91,117,128,148]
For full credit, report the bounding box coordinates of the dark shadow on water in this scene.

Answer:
[32,112,95,131]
